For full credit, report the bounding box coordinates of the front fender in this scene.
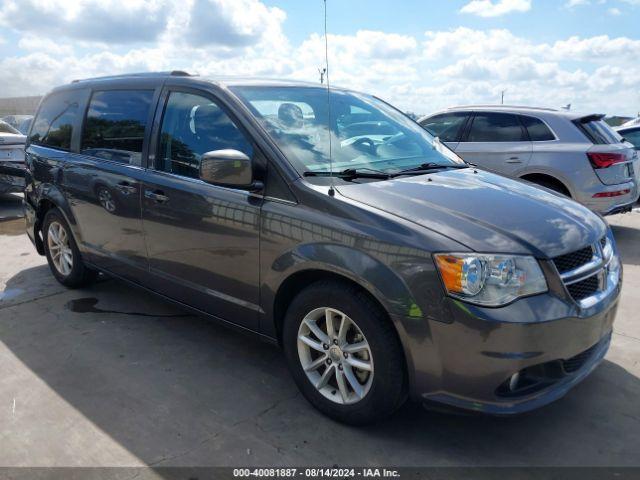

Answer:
[265,242,425,323]
[262,242,443,399]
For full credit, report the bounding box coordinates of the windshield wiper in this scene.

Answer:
[304,168,391,180]
[304,163,469,181]
[392,162,468,176]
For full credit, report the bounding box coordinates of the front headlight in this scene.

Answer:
[434,253,548,306]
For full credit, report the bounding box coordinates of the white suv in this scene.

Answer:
[419,106,640,215]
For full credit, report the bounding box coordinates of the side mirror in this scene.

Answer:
[199,149,260,190]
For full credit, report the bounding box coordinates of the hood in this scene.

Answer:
[0,133,26,145]
[337,169,606,258]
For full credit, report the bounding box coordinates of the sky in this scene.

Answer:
[0,0,639,116]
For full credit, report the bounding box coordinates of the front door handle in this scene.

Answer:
[144,189,169,203]
[506,157,522,164]
[117,181,136,194]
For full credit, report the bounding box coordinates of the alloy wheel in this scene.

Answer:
[47,221,73,276]
[297,307,374,405]
[98,188,116,213]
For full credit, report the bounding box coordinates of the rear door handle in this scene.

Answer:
[144,189,169,203]
[506,157,522,164]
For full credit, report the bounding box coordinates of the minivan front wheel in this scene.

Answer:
[283,280,406,425]
[43,209,98,288]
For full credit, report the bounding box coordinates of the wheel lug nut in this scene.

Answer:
[326,358,332,365]
[343,352,348,358]
[322,344,329,350]
[333,339,338,345]
[338,364,343,371]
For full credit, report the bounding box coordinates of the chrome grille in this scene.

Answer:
[553,246,594,274]
[566,275,599,301]
[552,236,618,307]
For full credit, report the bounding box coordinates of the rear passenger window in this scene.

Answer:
[81,90,154,165]
[157,91,253,179]
[29,90,82,150]
[420,113,469,142]
[520,116,555,141]
[467,113,526,142]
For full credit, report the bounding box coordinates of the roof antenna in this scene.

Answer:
[323,0,335,197]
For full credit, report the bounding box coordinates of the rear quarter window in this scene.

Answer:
[519,115,555,141]
[29,90,83,151]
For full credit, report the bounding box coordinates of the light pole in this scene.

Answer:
[501,90,506,105]
[318,67,326,84]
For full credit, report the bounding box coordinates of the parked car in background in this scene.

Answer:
[616,125,640,151]
[1,114,33,131]
[620,117,640,128]
[0,119,26,194]
[17,115,33,135]
[419,106,640,215]
[25,73,621,424]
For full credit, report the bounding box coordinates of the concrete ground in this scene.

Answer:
[0,192,639,467]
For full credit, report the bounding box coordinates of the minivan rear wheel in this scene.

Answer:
[43,209,98,288]
[282,280,406,425]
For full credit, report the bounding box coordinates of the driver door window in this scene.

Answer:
[157,92,253,179]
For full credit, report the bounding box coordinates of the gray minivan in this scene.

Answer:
[24,73,621,424]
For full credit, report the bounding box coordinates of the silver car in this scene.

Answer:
[419,106,640,215]
[0,119,26,194]
[616,125,640,151]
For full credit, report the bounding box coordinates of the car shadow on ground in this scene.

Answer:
[611,224,640,266]
[1,264,639,468]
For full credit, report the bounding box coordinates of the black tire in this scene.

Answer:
[282,280,407,425]
[42,208,98,288]
[531,179,571,197]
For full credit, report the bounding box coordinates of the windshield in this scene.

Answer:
[230,86,465,177]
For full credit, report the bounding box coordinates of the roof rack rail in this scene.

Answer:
[449,104,559,112]
[71,71,195,84]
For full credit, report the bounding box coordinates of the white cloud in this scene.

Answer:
[565,0,590,7]
[608,7,622,14]
[547,35,640,61]
[460,0,531,17]
[423,27,534,59]
[0,0,288,50]
[0,1,638,116]
[0,0,170,44]
[18,35,74,56]
[185,0,287,48]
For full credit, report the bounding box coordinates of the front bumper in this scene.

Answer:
[401,272,620,415]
